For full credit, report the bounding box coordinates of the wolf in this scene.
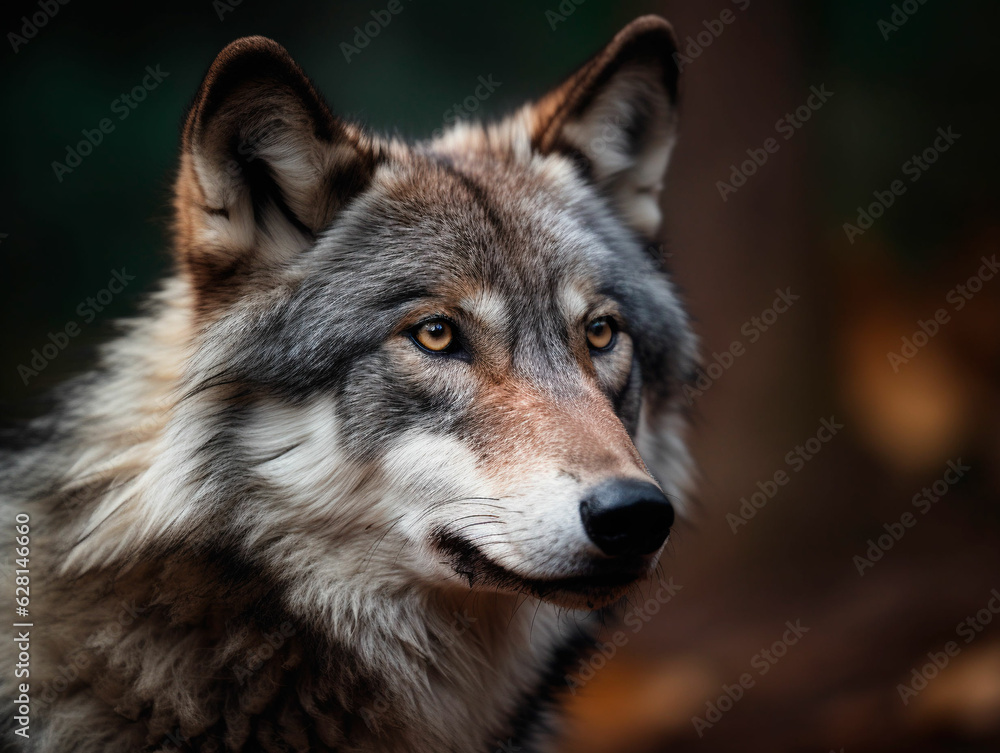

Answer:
[1,15,697,753]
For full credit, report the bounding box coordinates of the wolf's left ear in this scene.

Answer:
[175,36,377,299]
[531,16,679,239]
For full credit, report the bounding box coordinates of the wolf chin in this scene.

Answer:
[1,16,697,753]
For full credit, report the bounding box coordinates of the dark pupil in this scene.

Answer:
[591,321,607,336]
[427,323,445,339]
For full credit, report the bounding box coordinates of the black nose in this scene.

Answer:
[580,479,674,557]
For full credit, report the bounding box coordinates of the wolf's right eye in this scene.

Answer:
[411,320,456,354]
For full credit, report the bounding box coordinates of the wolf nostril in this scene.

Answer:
[580,479,674,557]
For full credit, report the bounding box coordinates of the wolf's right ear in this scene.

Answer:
[175,37,378,301]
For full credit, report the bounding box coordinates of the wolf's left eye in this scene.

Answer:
[586,317,616,351]
[411,319,456,354]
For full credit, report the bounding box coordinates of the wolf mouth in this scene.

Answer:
[432,529,648,604]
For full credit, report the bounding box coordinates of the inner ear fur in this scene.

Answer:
[174,36,379,300]
[530,16,680,239]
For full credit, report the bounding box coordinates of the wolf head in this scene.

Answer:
[74,17,696,612]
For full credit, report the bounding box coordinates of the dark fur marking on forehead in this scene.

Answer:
[427,155,512,245]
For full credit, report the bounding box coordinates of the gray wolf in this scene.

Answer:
[1,15,696,752]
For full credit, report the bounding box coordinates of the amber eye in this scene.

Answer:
[412,320,455,353]
[586,317,616,350]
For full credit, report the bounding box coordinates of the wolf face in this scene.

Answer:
[67,19,695,618]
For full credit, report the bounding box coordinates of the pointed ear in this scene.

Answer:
[531,16,680,239]
[175,36,379,300]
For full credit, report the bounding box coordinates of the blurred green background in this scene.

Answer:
[2,1,999,751]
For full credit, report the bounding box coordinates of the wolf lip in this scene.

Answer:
[433,529,647,601]
[533,570,642,592]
